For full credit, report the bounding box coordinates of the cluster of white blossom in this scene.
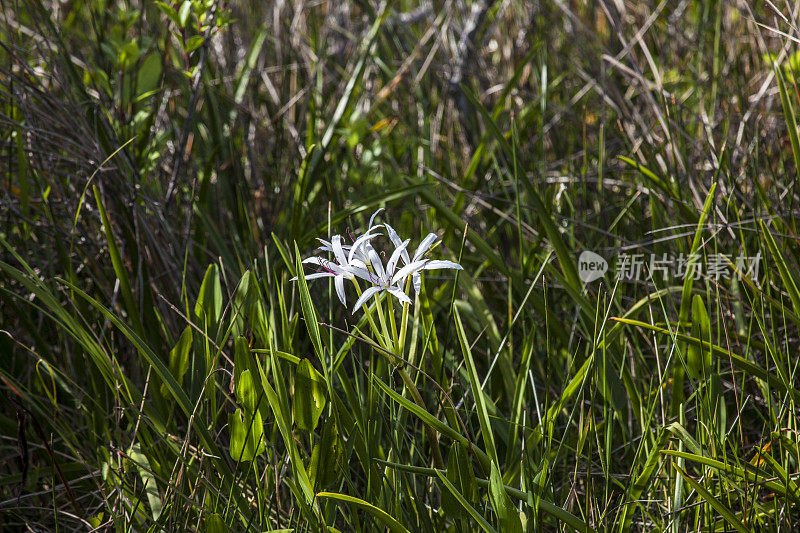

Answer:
[293,209,462,313]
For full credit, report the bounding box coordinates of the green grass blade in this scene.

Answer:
[316,492,410,533]
[672,463,750,533]
[454,306,498,466]
[435,471,497,533]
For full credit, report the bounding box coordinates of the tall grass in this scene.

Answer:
[2,1,800,531]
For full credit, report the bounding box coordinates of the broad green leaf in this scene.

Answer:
[185,35,205,53]
[232,270,254,322]
[128,443,162,521]
[229,407,264,463]
[293,359,326,432]
[309,416,342,490]
[236,369,258,413]
[154,1,180,26]
[233,335,249,387]
[194,264,222,328]
[178,0,191,28]
[161,325,192,397]
[205,513,226,533]
[118,40,140,71]
[672,182,716,415]
[257,351,316,511]
[136,53,162,97]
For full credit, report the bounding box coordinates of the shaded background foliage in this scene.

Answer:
[2,0,800,531]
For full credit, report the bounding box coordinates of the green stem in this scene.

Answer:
[397,278,411,359]
[352,281,387,350]
[373,291,391,347]
[387,292,399,352]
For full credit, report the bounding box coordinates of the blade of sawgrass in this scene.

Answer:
[662,450,800,502]
[671,182,717,416]
[611,317,800,402]
[616,430,669,532]
[93,185,144,337]
[257,349,318,517]
[380,459,596,532]
[316,492,410,533]
[672,463,750,533]
[760,220,800,319]
[435,471,497,533]
[454,306,498,467]
[294,243,326,363]
[775,63,800,179]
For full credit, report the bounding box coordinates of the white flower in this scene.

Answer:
[351,238,414,313]
[295,208,464,314]
[384,222,463,294]
[316,208,384,269]
[292,235,372,305]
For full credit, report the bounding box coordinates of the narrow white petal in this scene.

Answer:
[387,287,412,306]
[384,223,404,248]
[332,235,347,265]
[385,223,412,264]
[412,272,422,294]
[421,260,463,271]
[391,260,428,285]
[412,233,439,262]
[348,231,379,264]
[327,263,346,275]
[316,239,351,254]
[302,272,335,280]
[386,239,410,277]
[350,258,368,270]
[352,286,382,313]
[316,238,333,250]
[368,208,384,230]
[302,256,327,266]
[353,248,370,266]
[347,265,376,284]
[368,248,386,281]
[335,275,346,305]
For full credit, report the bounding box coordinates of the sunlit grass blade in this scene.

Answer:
[316,492,410,533]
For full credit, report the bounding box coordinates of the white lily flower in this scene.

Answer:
[295,207,464,314]
[384,223,462,294]
[292,235,373,305]
[316,208,384,269]
[351,239,414,313]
